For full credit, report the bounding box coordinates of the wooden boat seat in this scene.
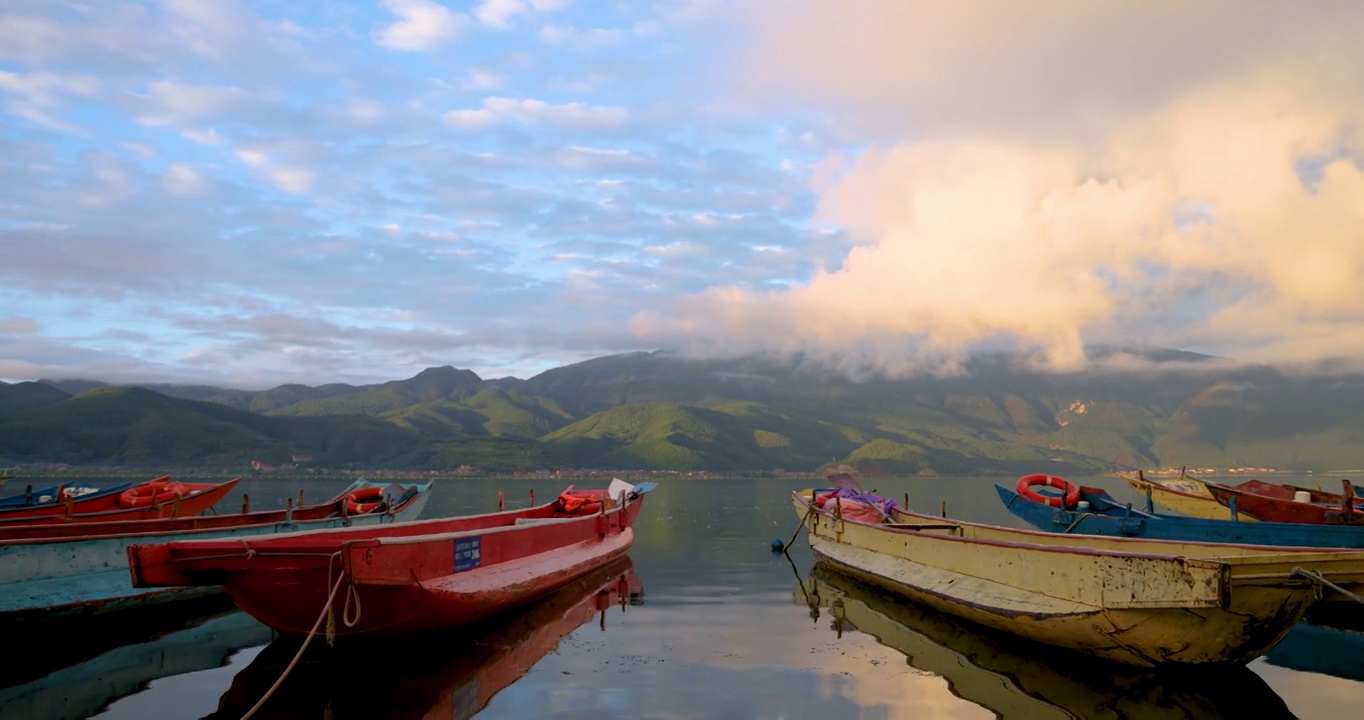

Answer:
[513,516,586,526]
[884,522,962,533]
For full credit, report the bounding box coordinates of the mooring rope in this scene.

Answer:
[239,553,348,720]
[1292,567,1364,604]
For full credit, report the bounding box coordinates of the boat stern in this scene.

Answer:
[126,542,197,588]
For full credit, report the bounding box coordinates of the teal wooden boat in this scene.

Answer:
[0,609,274,720]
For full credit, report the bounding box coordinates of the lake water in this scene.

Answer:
[4,474,1364,719]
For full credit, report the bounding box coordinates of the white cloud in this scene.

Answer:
[475,0,527,29]
[375,0,469,51]
[538,24,623,47]
[461,69,505,90]
[475,0,571,28]
[635,0,1364,372]
[267,167,313,194]
[162,164,208,196]
[445,97,629,129]
[135,81,251,127]
[235,149,270,168]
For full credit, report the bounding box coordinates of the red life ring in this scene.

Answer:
[1016,474,1081,509]
[345,487,386,515]
[119,480,188,508]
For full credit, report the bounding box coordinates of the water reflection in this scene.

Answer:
[208,558,641,720]
[1264,621,1364,682]
[796,564,1296,719]
[0,606,274,720]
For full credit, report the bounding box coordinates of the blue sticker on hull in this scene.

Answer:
[454,536,482,572]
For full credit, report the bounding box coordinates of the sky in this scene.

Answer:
[2,1,1363,389]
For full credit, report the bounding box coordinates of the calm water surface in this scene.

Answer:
[4,475,1364,719]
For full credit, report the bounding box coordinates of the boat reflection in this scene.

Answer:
[796,565,1295,719]
[1264,620,1364,682]
[209,558,642,720]
[0,606,274,720]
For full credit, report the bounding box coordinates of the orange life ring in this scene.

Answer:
[119,481,188,508]
[1016,474,1081,509]
[345,487,386,515]
[556,492,602,515]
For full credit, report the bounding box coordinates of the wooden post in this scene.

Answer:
[530,488,535,506]
[498,489,505,512]
[172,493,180,517]
[286,497,294,523]
[242,494,250,514]
[298,489,305,507]
[939,500,946,518]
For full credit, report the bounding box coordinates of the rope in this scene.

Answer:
[239,557,348,720]
[782,502,816,558]
[1292,567,1364,605]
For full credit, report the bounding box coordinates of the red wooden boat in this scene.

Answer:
[1207,478,1364,525]
[209,559,641,720]
[0,480,420,542]
[0,478,155,519]
[129,480,654,638]
[0,478,240,526]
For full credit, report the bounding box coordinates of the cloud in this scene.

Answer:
[538,25,624,48]
[161,164,208,196]
[445,97,629,129]
[375,0,469,51]
[0,317,38,334]
[461,69,505,90]
[636,0,1364,374]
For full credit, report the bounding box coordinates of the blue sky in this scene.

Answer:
[3,2,1362,388]
[0,0,845,386]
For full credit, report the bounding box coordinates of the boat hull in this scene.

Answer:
[1121,474,1256,521]
[129,485,648,638]
[998,485,1364,547]
[0,483,430,622]
[0,479,240,526]
[0,481,136,517]
[796,492,1364,666]
[1207,483,1364,525]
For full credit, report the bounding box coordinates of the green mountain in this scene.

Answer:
[0,386,432,467]
[6,351,1364,473]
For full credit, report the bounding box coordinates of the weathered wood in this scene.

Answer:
[795,489,1364,666]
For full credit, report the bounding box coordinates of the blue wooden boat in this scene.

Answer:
[996,484,1364,548]
[0,480,432,623]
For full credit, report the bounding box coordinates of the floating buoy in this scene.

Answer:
[770,538,785,551]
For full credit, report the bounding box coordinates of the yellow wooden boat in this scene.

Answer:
[1121,471,1259,521]
[795,566,1294,719]
[793,489,1364,666]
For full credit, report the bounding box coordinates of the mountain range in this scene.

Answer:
[3,350,1363,474]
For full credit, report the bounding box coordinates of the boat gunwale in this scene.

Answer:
[365,500,632,547]
[0,478,241,526]
[796,490,1364,563]
[795,492,1232,569]
[0,481,430,548]
[996,484,1364,551]
[143,484,585,553]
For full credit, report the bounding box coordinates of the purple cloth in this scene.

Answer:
[817,487,899,514]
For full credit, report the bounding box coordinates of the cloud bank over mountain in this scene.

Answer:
[636,1,1364,375]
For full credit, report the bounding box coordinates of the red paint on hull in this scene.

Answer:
[0,479,240,526]
[1207,479,1364,525]
[129,485,649,638]
[0,481,412,542]
[213,560,642,719]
